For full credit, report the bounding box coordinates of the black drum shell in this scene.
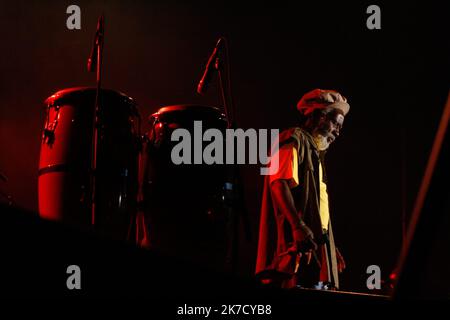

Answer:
[140,105,229,270]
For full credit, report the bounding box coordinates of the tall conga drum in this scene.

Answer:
[139,105,229,270]
[38,87,141,240]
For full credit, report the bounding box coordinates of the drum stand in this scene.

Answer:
[215,39,252,273]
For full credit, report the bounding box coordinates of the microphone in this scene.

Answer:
[197,38,224,95]
[87,15,104,72]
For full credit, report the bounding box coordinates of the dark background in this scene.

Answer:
[0,0,448,293]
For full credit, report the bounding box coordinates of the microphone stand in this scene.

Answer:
[90,15,104,229]
[215,38,252,273]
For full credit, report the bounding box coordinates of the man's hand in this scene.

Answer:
[336,247,346,273]
[293,224,318,253]
[270,179,318,263]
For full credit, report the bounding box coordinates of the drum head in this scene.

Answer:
[45,87,139,116]
[149,104,227,127]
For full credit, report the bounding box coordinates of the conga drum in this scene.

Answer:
[139,105,229,270]
[38,87,141,240]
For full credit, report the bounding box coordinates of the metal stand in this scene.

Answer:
[215,38,251,272]
[89,15,104,228]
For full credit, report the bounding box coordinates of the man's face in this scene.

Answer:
[312,107,345,149]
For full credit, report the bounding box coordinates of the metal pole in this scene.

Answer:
[90,15,104,228]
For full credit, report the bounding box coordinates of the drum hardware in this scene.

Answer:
[42,104,61,146]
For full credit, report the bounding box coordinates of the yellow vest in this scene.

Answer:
[291,148,329,230]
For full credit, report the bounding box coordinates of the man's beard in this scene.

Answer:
[313,134,330,151]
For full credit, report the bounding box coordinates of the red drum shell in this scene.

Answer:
[38,87,140,239]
